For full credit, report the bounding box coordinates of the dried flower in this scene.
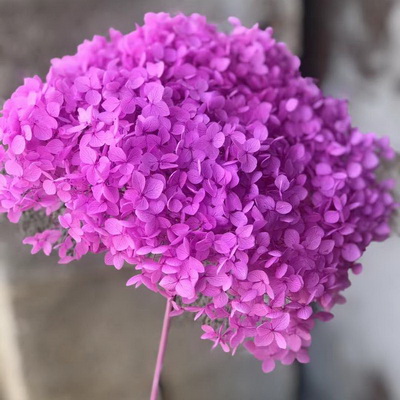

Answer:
[0,13,397,372]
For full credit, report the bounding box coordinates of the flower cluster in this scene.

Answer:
[0,13,397,372]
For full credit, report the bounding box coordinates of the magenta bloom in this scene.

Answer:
[0,13,397,372]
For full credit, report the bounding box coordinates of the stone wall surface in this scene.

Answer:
[302,1,400,400]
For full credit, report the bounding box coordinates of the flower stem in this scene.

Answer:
[150,297,172,400]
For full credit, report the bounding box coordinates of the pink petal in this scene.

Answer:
[46,102,61,117]
[255,331,274,347]
[272,313,290,331]
[347,162,362,178]
[275,263,288,278]
[212,131,225,148]
[108,147,127,163]
[3,159,21,178]
[43,180,56,195]
[11,135,26,155]
[297,306,313,320]
[214,292,228,308]
[241,289,258,302]
[112,235,130,251]
[276,201,292,215]
[46,139,64,154]
[324,210,340,224]
[74,76,90,92]
[144,82,164,103]
[287,275,303,292]
[240,154,257,173]
[214,239,230,254]
[319,240,335,255]
[176,238,190,260]
[248,270,269,283]
[244,138,261,153]
[285,98,299,112]
[105,218,123,235]
[232,262,248,280]
[303,226,324,250]
[262,359,276,373]
[210,57,230,72]
[131,171,146,192]
[230,211,247,227]
[146,61,165,78]
[176,279,195,298]
[274,332,287,349]
[33,125,53,140]
[284,229,300,248]
[85,90,101,106]
[144,178,163,199]
[102,97,120,112]
[275,175,290,192]
[24,164,41,182]
[342,243,362,262]
[80,147,97,165]
[126,275,143,287]
[186,257,205,273]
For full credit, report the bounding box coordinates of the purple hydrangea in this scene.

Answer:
[0,13,397,372]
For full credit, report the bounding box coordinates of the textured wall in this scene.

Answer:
[302,1,400,400]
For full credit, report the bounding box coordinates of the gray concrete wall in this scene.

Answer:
[303,2,400,399]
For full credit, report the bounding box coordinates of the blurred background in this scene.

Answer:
[0,1,399,399]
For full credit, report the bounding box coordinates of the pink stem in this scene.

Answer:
[150,297,172,400]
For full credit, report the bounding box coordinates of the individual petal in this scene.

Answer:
[284,229,300,248]
[5,160,23,177]
[240,154,257,173]
[11,135,26,155]
[33,124,53,140]
[146,61,165,78]
[144,82,164,103]
[176,238,190,260]
[214,292,228,308]
[276,201,292,215]
[80,146,97,165]
[262,359,276,374]
[286,275,303,292]
[131,171,146,193]
[74,76,90,92]
[105,218,124,235]
[43,179,56,195]
[144,178,163,200]
[275,175,290,192]
[85,90,102,105]
[230,211,248,227]
[244,138,261,153]
[176,278,195,298]
[108,147,127,163]
[272,313,290,331]
[210,57,230,72]
[274,332,287,349]
[297,306,313,320]
[342,243,362,262]
[324,210,340,224]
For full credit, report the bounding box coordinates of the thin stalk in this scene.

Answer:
[150,297,172,400]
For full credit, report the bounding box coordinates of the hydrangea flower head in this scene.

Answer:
[0,13,397,372]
